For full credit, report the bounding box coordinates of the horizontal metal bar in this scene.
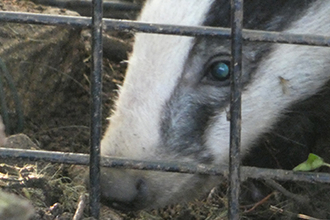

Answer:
[0,12,329,47]
[103,19,330,46]
[32,0,141,11]
[0,148,330,184]
[240,166,330,183]
[0,147,90,164]
[0,12,91,27]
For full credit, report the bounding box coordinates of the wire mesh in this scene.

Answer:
[0,1,329,219]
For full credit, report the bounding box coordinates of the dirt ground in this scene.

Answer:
[0,0,128,219]
[0,1,330,220]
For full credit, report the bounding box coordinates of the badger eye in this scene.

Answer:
[209,61,230,81]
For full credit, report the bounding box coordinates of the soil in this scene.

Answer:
[0,0,129,219]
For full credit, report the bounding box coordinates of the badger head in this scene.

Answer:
[99,0,330,211]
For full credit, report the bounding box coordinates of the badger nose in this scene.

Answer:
[100,167,148,211]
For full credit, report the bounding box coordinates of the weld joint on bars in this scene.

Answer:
[0,11,329,46]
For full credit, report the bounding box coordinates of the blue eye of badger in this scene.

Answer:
[209,61,230,81]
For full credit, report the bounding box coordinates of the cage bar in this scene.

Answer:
[89,0,103,218]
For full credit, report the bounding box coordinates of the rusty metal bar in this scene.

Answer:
[0,12,329,46]
[228,0,244,219]
[1,148,330,183]
[31,0,141,11]
[89,0,103,218]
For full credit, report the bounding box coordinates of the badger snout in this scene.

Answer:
[100,168,149,211]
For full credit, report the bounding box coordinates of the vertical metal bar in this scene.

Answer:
[90,0,103,219]
[228,0,243,219]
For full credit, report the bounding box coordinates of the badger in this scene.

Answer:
[99,0,330,211]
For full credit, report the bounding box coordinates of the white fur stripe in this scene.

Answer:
[101,0,214,158]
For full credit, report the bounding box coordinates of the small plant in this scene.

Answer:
[293,153,330,171]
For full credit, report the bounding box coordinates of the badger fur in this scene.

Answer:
[100,0,330,211]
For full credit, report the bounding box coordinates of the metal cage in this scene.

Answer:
[0,0,330,219]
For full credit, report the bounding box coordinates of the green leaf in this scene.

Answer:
[293,153,325,171]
